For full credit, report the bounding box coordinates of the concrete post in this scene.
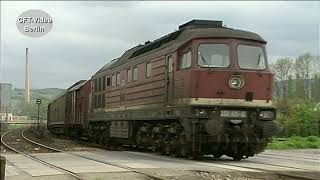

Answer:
[0,156,5,180]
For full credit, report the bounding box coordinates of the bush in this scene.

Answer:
[276,102,320,137]
[267,136,320,150]
[306,136,319,142]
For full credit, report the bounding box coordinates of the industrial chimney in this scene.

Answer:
[25,48,30,103]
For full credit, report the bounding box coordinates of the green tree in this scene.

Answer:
[287,75,295,99]
[311,74,320,102]
[295,53,313,102]
[270,58,293,101]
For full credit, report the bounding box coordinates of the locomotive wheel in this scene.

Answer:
[191,151,203,160]
[99,136,109,146]
[232,144,246,161]
[161,142,172,155]
[232,154,243,161]
[135,131,143,148]
[99,136,105,145]
[175,133,190,158]
[213,153,222,158]
[230,135,245,161]
[94,134,100,144]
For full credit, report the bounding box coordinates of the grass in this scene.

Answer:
[8,124,24,129]
[267,136,320,150]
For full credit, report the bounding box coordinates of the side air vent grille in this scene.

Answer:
[179,19,223,29]
[130,30,181,58]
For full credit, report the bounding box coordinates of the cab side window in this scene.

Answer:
[106,77,111,87]
[146,62,152,78]
[179,51,192,69]
[133,67,138,81]
[127,69,132,82]
[112,74,116,87]
[167,56,173,73]
[116,72,121,85]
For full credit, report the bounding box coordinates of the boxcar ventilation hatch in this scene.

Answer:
[130,30,181,59]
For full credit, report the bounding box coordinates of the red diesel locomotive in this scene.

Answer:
[48,20,278,160]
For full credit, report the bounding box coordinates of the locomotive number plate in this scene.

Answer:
[220,110,247,118]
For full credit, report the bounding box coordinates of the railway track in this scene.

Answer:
[213,161,319,180]
[258,151,319,161]
[124,151,318,180]
[74,138,319,180]
[4,128,317,180]
[1,128,81,179]
[59,134,320,180]
[4,128,169,180]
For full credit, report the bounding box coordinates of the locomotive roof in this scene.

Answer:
[94,20,266,76]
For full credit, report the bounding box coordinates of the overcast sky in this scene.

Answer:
[1,1,319,89]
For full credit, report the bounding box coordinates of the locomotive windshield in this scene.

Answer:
[237,45,266,70]
[197,44,229,67]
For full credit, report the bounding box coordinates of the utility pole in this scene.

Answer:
[36,98,42,131]
[25,48,30,103]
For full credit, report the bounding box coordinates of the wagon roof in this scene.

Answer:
[51,90,67,101]
[68,80,87,92]
[49,80,87,104]
[94,20,266,76]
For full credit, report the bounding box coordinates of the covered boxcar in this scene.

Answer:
[65,80,91,137]
[48,80,90,136]
[47,91,67,134]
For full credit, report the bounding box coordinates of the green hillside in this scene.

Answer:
[12,88,65,100]
[11,88,65,119]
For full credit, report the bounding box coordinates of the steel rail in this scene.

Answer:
[22,128,168,180]
[123,151,318,180]
[258,152,318,161]
[31,129,318,180]
[65,135,319,180]
[215,161,318,180]
[1,128,82,180]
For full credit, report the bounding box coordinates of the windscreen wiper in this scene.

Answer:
[257,54,261,66]
[199,53,210,66]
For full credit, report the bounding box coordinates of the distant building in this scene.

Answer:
[0,83,12,114]
[0,113,12,121]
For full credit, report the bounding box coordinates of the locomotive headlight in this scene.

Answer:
[194,109,207,116]
[259,111,275,120]
[228,75,245,89]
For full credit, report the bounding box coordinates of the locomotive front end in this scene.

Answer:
[177,36,279,160]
